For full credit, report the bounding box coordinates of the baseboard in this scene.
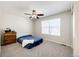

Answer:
[45,39,73,48]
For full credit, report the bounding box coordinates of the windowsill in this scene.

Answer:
[41,33,61,37]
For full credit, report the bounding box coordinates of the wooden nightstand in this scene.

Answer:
[3,32,16,45]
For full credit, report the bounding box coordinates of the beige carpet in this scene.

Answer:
[1,40,73,57]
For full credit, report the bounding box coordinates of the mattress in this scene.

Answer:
[17,35,43,49]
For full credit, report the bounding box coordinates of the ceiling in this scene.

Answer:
[0,1,73,18]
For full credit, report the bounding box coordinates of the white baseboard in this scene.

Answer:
[45,39,73,48]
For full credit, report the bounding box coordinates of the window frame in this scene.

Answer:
[41,18,61,36]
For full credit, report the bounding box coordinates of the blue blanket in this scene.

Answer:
[17,35,43,49]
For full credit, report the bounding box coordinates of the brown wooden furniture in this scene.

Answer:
[3,32,16,45]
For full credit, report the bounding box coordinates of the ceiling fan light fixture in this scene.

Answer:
[32,15,36,18]
[24,10,44,20]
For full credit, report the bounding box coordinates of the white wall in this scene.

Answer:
[0,7,34,38]
[73,2,79,57]
[35,11,73,47]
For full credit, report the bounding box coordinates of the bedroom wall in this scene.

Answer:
[34,11,73,47]
[73,2,79,57]
[0,7,34,38]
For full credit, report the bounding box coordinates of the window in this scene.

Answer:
[41,18,60,36]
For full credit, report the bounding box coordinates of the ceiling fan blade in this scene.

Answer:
[24,13,31,15]
[37,14,44,16]
[29,16,32,18]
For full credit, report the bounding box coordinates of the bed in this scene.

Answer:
[17,35,43,49]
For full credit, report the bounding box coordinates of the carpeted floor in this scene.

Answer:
[1,40,73,57]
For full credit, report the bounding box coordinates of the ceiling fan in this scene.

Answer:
[24,10,44,19]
